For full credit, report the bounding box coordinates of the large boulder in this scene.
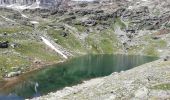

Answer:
[83,20,97,26]
[6,71,21,78]
[0,41,9,48]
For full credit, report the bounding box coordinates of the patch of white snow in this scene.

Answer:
[40,36,68,59]
[0,15,15,22]
[30,21,39,24]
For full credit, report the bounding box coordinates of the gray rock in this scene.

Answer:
[134,87,149,99]
[6,71,21,78]
[0,41,9,48]
[163,56,170,61]
[83,20,97,27]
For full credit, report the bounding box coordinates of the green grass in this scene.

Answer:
[74,25,86,32]
[0,53,30,78]
[0,26,32,34]
[85,36,100,53]
[0,27,21,34]
[143,34,167,48]
[143,45,158,56]
[15,41,60,62]
[48,28,85,53]
[100,29,120,53]
[117,32,167,56]
[151,83,170,90]
[85,28,120,54]
[153,9,160,16]
[115,18,126,29]
[154,40,167,48]
[0,40,61,79]
[100,39,113,53]
[127,45,144,55]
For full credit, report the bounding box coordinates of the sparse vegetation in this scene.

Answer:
[115,18,126,29]
[143,45,158,56]
[0,25,33,34]
[151,83,170,90]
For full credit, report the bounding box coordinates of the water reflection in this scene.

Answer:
[0,54,158,99]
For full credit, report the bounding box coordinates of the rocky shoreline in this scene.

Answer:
[31,59,170,100]
[0,60,65,90]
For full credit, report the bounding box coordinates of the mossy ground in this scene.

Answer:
[0,26,32,34]
[151,83,170,90]
[0,26,61,79]
[85,29,120,54]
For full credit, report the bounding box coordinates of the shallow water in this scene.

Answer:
[0,54,158,99]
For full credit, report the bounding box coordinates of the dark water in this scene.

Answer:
[0,54,158,99]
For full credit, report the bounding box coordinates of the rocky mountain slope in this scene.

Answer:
[0,0,63,9]
[0,0,169,77]
[0,0,169,99]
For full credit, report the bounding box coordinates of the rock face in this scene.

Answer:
[0,0,62,8]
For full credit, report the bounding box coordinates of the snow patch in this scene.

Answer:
[158,49,163,52]
[21,14,29,18]
[30,21,39,24]
[40,36,68,59]
[0,2,42,10]
[0,15,15,22]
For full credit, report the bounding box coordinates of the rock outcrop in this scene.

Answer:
[0,0,63,9]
